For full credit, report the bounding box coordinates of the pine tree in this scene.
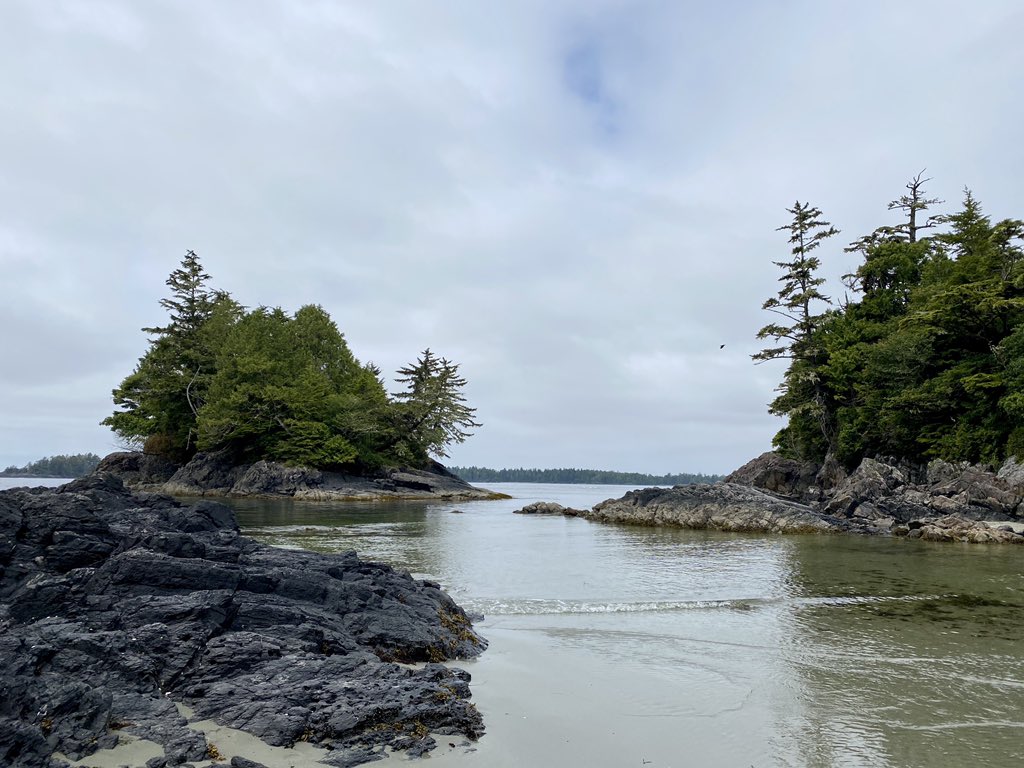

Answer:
[390,349,481,462]
[103,251,237,459]
[754,202,839,460]
[754,202,838,362]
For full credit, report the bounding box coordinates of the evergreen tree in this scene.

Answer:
[754,202,839,459]
[390,349,481,462]
[103,252,238,460]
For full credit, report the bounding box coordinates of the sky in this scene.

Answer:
[1,1,1022,475]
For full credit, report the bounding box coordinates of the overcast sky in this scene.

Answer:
[2,1,1022,475]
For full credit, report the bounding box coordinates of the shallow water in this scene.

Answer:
[226,483,1024,767]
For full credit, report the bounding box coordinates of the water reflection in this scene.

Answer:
[775,536,1024,767]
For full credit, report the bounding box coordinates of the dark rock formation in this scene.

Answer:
[894,515,1024,544]
[0,474,486,768]
[820,457,1022,523]
[585,483,849,534]
[100,451,505,501]
[94,452,179,491]
[512,502,584,516]
[519,454,1024,544]
[724,452,820,501]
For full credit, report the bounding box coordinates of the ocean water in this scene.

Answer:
[165,483,1024,766]
[0,476,71,490]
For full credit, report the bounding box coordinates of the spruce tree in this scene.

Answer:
[104,251,236,459]
[754,202,839,460]
[390,349,481,462]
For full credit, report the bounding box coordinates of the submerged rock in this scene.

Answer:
[0,474,486,768]
[512,501,584,516]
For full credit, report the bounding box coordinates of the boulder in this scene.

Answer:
[0,475,486,767]
[94,451,178,490]
[724,452,820,500]
[821,457,929,522]
[512,501,584,516]
[232,460,323,496]
[997,455,1024,489]
[163,449,249,496]
[893,514,1024,544]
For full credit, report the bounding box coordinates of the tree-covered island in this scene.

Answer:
[100,252,491,498]
[757,174,1024,470]
[508,175,1024,545]
[1,453,101,478]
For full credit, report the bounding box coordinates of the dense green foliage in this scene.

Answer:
[1,453,102,478]
[104,253,479,470]
[758,176,1024,468]
[450,466,721,485]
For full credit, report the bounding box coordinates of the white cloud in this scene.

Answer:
[1,0,1021,472]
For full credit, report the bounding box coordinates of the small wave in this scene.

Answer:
[465,597,750,616]
[892,720,1024,731]
[465,593,947,617]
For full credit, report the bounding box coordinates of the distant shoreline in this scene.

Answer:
[0,474,75,479]
[450,466,722,486]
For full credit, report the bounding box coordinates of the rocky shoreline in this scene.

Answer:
[97,451,506,502]
[0,474,487,768]
[515,453,1024,544]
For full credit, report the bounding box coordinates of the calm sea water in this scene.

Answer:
[0,477,71,490]
[222,482,1024,768]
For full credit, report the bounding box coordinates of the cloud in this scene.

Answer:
[1,0,1022,472]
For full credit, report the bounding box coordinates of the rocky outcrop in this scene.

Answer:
[512,502,584,516]
[519,454,1024,544]
[102,451,505,501]
[724,452,820,500]
[0,475,486,768]
[94,451,178,491]
[584,483,850,534]
[895,515,1024,544]
[820,457,1023,523]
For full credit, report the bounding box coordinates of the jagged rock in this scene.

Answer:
[0,475,486,768]
[823,457,1022,522]
[232,461,323,496]
[522,455,1023,544]
[926,459,971,486]
[927,464,1020,518]
[102,451,502,501]
[163,449,249,496]
[814,452,848,493]
[997,455,1024,489]
[893,515,1024,544]
[94,452,178,490]
[724,452,820,500]
[821,458,929,522]
[583,483,847,534]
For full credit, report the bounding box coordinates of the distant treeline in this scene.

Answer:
[450,466,721,485]
[1,453,102,478]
